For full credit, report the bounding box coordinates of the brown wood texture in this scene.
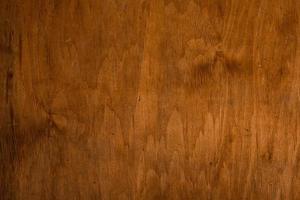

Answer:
[1,0,300,199]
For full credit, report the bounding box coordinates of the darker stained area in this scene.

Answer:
[0,1,18,199]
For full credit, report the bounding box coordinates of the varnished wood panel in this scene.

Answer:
[1,0,300,199]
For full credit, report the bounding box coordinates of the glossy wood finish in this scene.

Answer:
[1,0,300,199]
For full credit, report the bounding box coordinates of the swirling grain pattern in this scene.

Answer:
[1,0,300,199]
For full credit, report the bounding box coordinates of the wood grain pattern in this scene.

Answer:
[1,0,300,199]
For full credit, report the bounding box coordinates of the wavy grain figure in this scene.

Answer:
[1,0,300,199]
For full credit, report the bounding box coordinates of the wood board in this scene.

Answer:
[1,0,300,199]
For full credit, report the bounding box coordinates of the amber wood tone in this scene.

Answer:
[1,0,300,199]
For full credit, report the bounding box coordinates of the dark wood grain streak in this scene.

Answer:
[1,0,300,199]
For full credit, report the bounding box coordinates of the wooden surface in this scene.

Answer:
[1,0,300,199]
